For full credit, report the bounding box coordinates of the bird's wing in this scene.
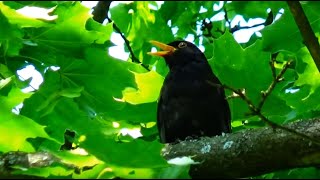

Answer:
[157,93,166,143]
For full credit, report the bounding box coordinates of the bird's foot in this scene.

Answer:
[184,136,199,142]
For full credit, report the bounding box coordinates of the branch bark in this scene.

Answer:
[0,151,78,178]
[287,1,320,72]
[162,118,320,178]
[92,1,111,23]
[2,119,320,178]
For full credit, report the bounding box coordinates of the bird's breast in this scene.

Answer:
[162,67,218,99]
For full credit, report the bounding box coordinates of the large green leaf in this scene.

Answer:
[280,46,320,116]
[211,31,271,98]
[0,1,52,28]
[301,2,320,36]
[3,1,62,9]
[22,92,167,168]
[0,84,49,152]
[24,2,112,58]
[260,2,320,53]
[226,1,286,20]
[122,70,163,104]
[210,31,292,122]
[260,6,303,53]
[111,1,174,67]
[0,4,23,57]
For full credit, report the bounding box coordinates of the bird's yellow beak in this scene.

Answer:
[147,40,176,57]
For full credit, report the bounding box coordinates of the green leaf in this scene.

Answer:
[73,163,111,179]
[85,18,114,44]
[55,151,102,168]
[122,70,163,104]
[3,1,62,9]
[0,1,52,28]
[261,6,302,53]
[1,85,32,110]
[280,46,320,116]
[22,95,167,168]
[295,47,320,90]
[0,4,23,56]
[211,31,271,96]
[107,165,157,179]
[59,86,84,98]
[0,86,49,152]
[110,2,133,35]
[226,1,286,20]
[0,114,49,152]
[210,31,292,121]
[13,166,73,178]
[0,64,14,78]
[155,164,191,179]
[26,2,112,57]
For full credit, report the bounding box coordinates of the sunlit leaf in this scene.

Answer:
[0,86,49,152]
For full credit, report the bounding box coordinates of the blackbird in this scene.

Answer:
[148,40,231,143]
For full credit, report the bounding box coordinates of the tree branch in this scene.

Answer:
[257,58,290,111]
[92,1,111,23]
[287,1,320,72]
[0,151,82,178]
[224,8,274,34]
[163,118,320,178]
[230,22,265,34]
[2,119,320,178]
[92,1,150,71]
[207,59,320,145]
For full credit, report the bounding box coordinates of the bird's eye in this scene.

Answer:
[178,42,187,48]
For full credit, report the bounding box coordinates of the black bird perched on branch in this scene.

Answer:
[148,40,231,143]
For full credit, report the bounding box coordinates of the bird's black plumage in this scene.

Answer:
[150,40,231,143]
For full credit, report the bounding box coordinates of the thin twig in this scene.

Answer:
[230,23,265,33]
[108,17,150,71]
[223,7,272,34]
[270,53,278,79]
[17,75,38,91]
[287,1,320,72]
[92,1,150,71]
[257,60,292,110]
[206,60,320,145]
[224,7,232,28]
[209,81,320,145]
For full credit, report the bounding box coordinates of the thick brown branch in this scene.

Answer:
[287,1,320,72]
[163,118,320,178]
[0,151,80,178]
[3,120,320,179]
[92,1,111,23]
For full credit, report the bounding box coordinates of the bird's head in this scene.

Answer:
[148,40,207,69]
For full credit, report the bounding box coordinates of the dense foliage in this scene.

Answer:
[1,1,320,178]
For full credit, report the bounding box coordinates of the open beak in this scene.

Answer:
[147,40,176,57]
